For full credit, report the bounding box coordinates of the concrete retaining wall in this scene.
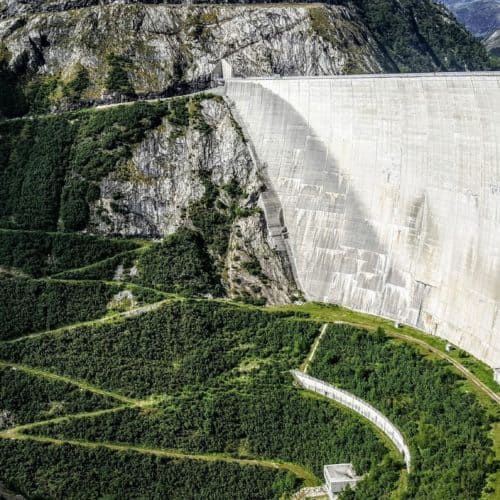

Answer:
[291,370,411,471]
[226,73,500,368]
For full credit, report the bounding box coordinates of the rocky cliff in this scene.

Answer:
[0,92,299,304]
[90,95,298,304]
[0,0,492,117]
[486,29,500,55]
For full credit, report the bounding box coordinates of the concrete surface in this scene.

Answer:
[226,72,500,368]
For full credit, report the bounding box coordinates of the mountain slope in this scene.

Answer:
[0,1,491,118]
[439,0,500,37]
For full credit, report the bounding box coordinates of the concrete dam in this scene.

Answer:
[225,72,500,369]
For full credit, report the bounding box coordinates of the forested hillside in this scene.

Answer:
[0,1,498,499]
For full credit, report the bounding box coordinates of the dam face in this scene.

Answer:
[226,73,500,368]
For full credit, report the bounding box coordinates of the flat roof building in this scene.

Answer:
[323,464,361,499]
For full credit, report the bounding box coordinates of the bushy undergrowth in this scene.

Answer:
[310,325,496,499]
[8,300,400,496]
[352,0,491,72]
[0,277,121,340]
[0,229,139,277]
[30,375,391,481]
[52,248,140,280]
[0,301,317,398]
[0,440,292,500]
[0,367,115,426]
[0,102,168,231]
[135,228,222,296]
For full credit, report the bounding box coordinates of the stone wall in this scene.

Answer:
[292,370,411,471]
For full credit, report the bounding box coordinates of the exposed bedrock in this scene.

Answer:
[0,3,384,98]
[226,73,500,368]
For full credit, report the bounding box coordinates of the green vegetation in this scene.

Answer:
[105,54,135,95]
[0,96,226,232]
[241,255,265,279]
[0,229,139,277]
[0,440,292,500]
[51,248,140,280]
[0,366,115,426]
[1,299,402,497]
[0,292,497,498]
[352,0,491,71]
[0,66,27,118]
[0,277,121,340]
[187,177,244,265]
[62,65,90,102]
[133,173,254,297]
[0,102,168,231]
[135,228,222,296]
[310,324,497,499]
[0,299,403,498]
[269,301,500,396]
[26,377,393,485]
[0,116,75,230]
[0,301,317,398]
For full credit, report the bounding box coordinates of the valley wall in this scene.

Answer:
[226,72,500,368]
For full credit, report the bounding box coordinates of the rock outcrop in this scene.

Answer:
[0,3,385,100]
[91,95,299,304]
[486,29,500,55]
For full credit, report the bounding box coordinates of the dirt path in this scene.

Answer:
[0,360,138,404]
[301,324,328,373]
[2,298,171,345]
[391,331,500,405]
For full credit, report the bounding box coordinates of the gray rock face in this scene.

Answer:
[486,29,500,55]
[0,409,15,430]
[226,213,299,305]
[226,73,500,368]
[91,96,298,304]
[91,98,258,237]
[0,3,384,98]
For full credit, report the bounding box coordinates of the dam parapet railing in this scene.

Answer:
[291,370,411,472]
[225,71,500,82]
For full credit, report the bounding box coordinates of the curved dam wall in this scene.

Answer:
[291,370,411,471]
[225,73,500,368]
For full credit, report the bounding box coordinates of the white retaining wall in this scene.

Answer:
[226,73,500,369]
[291,370,411,471]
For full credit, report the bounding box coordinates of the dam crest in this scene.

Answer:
[225,72,500,368]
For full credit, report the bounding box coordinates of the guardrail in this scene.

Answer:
[226,71,500,81]
[291,370,411,471]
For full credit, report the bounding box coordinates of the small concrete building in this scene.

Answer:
[211,59,233,83]
[323,464,361,499]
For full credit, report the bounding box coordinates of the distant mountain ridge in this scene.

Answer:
[439,0,500,37]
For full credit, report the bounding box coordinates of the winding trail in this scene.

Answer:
[2,298,171,345]
[0,431,317,484]
[301,323,328,373]
[391,331,500,406]
[0,360,138,404]
[1,241,498,496]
